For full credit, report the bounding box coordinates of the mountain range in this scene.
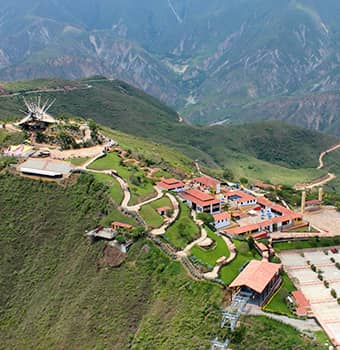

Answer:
[1,0,340,134]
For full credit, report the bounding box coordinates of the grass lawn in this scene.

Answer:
[273,236,340,252]
[263,272,297,317]
[69,157,90,166]
[89,152,156,205]
[164,201,199,250]
[140,196,173,229]
[101,208,138,227]
[191,227,230,267]
[92,173,123,204]
[220,239,261,285]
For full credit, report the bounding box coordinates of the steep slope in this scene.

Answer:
[1,1,340,131]
[0,173,223,349]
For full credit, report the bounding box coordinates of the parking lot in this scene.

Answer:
[280,248,340,347]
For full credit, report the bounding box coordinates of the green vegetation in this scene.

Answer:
[263,273,297,317]
[273,236,340,252]
[0,78,336,188]
[69,157,90,166]
[92,172,123,205]
[140,196,173,229]
[0,129,24,146]
[0,173,226,350]
[164,201,199,250]
[230,316,327,349]
[89,152,156,205]
[220,239,261,285]
[191,228,230,267]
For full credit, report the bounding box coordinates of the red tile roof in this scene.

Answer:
[256,196,273,207]
[223,190,257,204]
[112,221,134,230]
[157,206,171,213]
[156,178,185,190]
[230,260,282,294]
[292,291,310,308]
[213,212,231,221]
[192,176,220,187]
[255,181,275,190]
[180,189,221,207]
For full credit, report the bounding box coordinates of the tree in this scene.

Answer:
[247,237,256,251]
[279,288,289,301]
[197,212,214,226]
[240,177,248,185]
[238,242,249,255]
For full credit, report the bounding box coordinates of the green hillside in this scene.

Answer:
[0,173,224,350]
[0,78,336,186]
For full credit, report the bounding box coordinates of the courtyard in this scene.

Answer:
[280,248,340,347]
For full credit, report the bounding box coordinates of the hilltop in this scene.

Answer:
[0,77,338,187]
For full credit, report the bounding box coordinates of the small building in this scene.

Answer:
[156,178,185,192]
[254,181,276,191]
[112,221,134,231]
[223,190,257,207]
[18,158,73,178]
[86,226,116,240]
[157,206,171,216]
[192,175,221,194]
[213,212,231,229]
[179,189,221,214]
[230,260,282,305]
[292,290,311,317]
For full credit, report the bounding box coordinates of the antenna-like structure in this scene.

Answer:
[18,96,57,127]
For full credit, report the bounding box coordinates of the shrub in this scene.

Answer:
[336,262,340,270]
[318,274,323,281]
[324,280,329,288]
[331,289,337,299]
[310,264,316,272]
[330,257,335,263]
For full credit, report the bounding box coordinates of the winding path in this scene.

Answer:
[318,142,340,169]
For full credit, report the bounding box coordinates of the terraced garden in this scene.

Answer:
[191,228,230,268]
[164,201,199,250]
[88,151,156,205]
[140,196,173,229]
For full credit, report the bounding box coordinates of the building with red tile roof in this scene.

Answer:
[213,212,231,229]
[292,291,311,317]
[230,260,282,305]
[156,178,185,192]
[112,222,134,231]
[179,189,221,214]
[156,206,172,215]
[223,189,257,207]
[192,175,221,194]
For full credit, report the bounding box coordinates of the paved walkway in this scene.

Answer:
[204,236,237,280]
[243,304,321,332]
[177,212,207,257]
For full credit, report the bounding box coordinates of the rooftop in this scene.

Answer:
[192,176,220,187]
[230,260,282,294]
[18,158,73,177]
[157,178,185,190]
[180,189,220,207]
[213,212,231,221]
[223,190,257,204]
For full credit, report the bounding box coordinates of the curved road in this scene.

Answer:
[318,142,340,169]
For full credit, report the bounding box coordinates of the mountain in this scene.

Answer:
[0,1,340,133]
[0,78,337,187]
